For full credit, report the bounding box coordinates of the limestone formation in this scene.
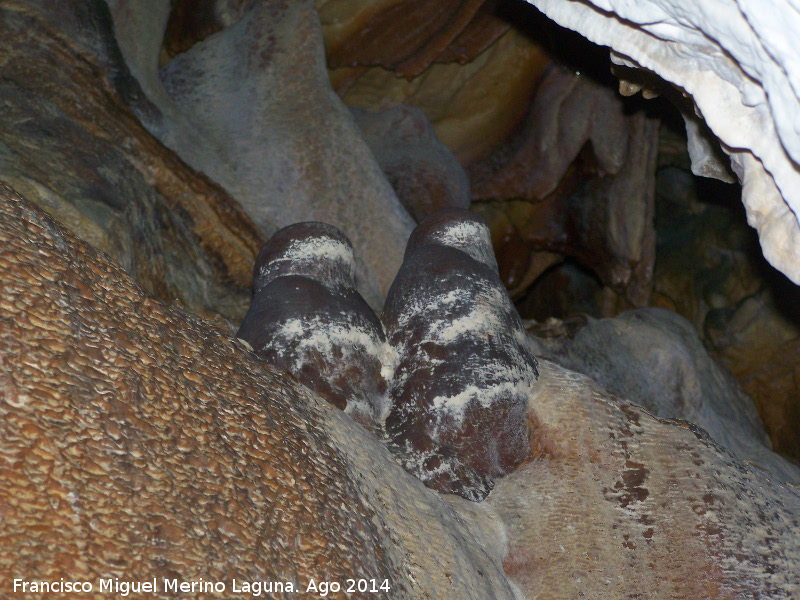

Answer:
[470,65,659,306]
[321,0,496,78]
[0,0,263,325]
[490,359,800,599]
[0,182,516,600]
[333,21,550,165]
[237,223,388,423]
[526,0,800,287]
[109,0,415,308]
[650,157,800,462]
[552,308,800,484]
[350,105,471,222]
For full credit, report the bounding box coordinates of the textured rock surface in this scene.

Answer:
[110,0,415,308]
[351,106,471,222]
[333,21,550,165]
[4,182,800,597]
[5,1,800,595]
[526,0,800,286]
[651,164,761,333]
[551,308,800,484]
[0,183,516,600]
[489,359,800,599]
[707,291,800,462]
[0,0,263,324]
[650,154,800,463]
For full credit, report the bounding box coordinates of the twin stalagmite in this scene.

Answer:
[237,209,539,501]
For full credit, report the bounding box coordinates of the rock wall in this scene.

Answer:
[3,181,800,597]
[492,359,800,599]
[550,308,800,484]
[0,0,263,325]
[108,0,416,309]
[3,1,800,597]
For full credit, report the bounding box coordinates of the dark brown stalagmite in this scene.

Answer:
[237,223,388,422]
[382,209,539,501]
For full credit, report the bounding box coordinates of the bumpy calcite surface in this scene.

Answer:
[526,0,800,285]
[3,182,800,597]
[489,359,800,599]
[0,184,515,600]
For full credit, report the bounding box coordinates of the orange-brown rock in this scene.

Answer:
[0,0,263,324]
[706,291,800,461]
[320,0,505,78]
[333,27,550,165]
[0,183,516,599]
[434,0,513,65]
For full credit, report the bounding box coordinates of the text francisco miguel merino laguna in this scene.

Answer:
[13,577,392,596]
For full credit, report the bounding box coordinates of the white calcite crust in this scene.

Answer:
[254,232,356,294]
[425,220,499,272]
[527,0,800,284]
